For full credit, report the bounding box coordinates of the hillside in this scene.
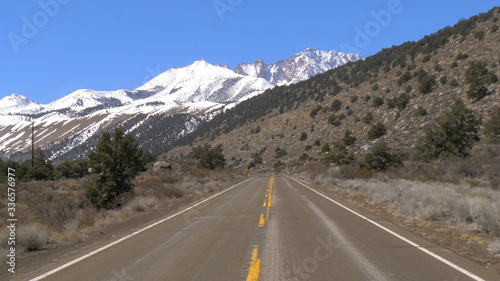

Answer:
[167,7,500,177]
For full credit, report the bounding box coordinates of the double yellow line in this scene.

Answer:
[260,176,273,227]
[246,246,261,281]
[247,176,274,281]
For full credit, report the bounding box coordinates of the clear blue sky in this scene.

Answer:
[1,0,498,104]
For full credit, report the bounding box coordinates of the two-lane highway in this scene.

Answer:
[20,176,499,280]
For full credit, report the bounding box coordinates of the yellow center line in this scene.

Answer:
[259,214,265,227]
[246,246,261,281]
[263,201,266,207]
[266,176,273,219]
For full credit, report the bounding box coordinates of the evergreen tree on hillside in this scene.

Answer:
[416,99,481,160]
[191,144,226,170]
[465,61,498,101]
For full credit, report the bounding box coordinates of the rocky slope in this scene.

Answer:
[167,8,500,172]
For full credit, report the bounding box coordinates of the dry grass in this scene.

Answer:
[125,196,159,213]
[308,171,500,236]
[17,223,50,251]
[488,240,500,257]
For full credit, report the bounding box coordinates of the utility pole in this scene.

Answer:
[31,121,35,167]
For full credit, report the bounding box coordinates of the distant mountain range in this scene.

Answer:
[235,48,361,85]
[0,48,360,162]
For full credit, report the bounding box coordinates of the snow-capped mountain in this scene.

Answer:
[137,60,273,104]
[0,94,42,114]
[41,89,134,113]
[234,48,361,85]
[0,48,361,162]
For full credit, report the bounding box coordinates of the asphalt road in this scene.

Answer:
[19,176,499,280]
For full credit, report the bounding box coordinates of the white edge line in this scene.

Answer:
[287,176,486,281]
[30,178,253,281]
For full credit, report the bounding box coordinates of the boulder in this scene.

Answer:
[153,161,172,171]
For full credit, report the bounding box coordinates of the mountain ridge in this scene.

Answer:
[234,48,362,85]
[0,48,360,162]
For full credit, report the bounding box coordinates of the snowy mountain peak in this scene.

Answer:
[234,48,361,86]
[0,93,38,108]
[0,93,42,114]
[136,59,273,105]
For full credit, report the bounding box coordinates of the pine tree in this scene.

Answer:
[23,149,54,181]
[87,128,147,210]
[192,144,226,170]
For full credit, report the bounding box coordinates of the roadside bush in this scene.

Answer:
[361,142,405,171]
[322,141,355,166]
[416,99,481,160]
[125,196,159,212]
[488,240,500,257]
[18,223,49,251]
[340,179,500,232]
